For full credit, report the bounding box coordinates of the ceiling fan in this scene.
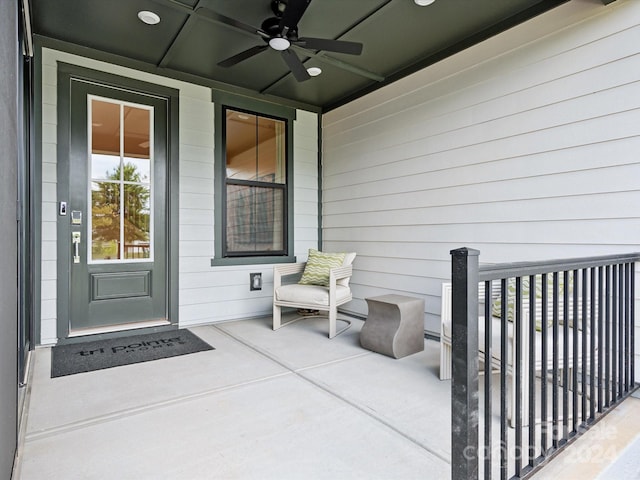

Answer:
[217,0,364,82]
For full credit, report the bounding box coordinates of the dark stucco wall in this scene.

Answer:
[0,0,19,477]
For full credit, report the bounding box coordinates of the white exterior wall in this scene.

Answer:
[39,49,318,344]
[322,0,640,355]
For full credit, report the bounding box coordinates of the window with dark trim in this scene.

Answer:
[211,92,296,266]
[223,108,287,256]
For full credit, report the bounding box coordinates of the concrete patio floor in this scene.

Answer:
[11,315,640,479]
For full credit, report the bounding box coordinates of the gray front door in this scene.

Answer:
[59,78,169,337]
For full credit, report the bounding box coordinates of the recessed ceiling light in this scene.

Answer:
[307,67,322,77]
[138,10,161,25]
[414,0,436,5]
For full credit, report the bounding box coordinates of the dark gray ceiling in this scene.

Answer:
[31,0,571,111]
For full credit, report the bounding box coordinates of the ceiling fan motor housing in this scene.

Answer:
[261,17,282,36]
[271,0,287,18]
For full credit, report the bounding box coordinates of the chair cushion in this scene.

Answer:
[275,284,351,306]
[299,249,345,286]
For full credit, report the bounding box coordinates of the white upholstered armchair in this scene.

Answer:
[272,252,355,338]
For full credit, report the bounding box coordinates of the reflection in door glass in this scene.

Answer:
[124,184,150,259]
[91,181,120,260]
[91,100,120,155]
[91,99,121,181]
[124,106,151,182]
[91,153,120,180]
[89,97,153,262]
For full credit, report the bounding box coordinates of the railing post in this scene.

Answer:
[450,247,480,480]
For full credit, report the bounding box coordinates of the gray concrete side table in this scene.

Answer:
[361,294,425,359]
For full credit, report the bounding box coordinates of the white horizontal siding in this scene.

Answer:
[293,110,320,261]
[39,49,318,342]
[39,48,59,344]
[322,0,640,342]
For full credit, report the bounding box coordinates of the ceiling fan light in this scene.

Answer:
[137,10,161,25]
[307,67,322,77]
[269,37,291,51]
[414,0,435,6]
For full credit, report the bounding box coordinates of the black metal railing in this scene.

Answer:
[450,248,639,480]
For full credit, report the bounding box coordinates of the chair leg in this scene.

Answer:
[327,307,352,339]
[509,370,516,428]
[329,306,337,338]
[273,304,350,338]
[508,366,533,428]
[440,342,452,380]
[273,303,281,330]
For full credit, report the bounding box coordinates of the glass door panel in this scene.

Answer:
[123,183,150,259]
[91,180,120,260]
[89,97,153,263]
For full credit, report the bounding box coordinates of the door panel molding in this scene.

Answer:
[56,63,179,344]
[91,271,151,301]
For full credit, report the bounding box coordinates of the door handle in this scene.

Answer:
[72,232,81,264]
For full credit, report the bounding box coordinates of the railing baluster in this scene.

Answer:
[541,273,548,454]
[618,264,624,399]
[500,278,508,480]
[631,262,636,388]
[605,266,611,408]
[552,272,560,448]
[484,280,492,480]
[625,263,632,393]
[563,270,570,440]
[612,264,618,404]
[590,267,596,421]
[572,269,579,433]
[528,274,536,468]
[597,266,604,413]
[581,268,588,423]
[515,277,523,477]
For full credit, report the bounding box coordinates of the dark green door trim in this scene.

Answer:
[56,63,180,343]
[17,50,34,384]
[32,42,43,346]
[211,90,296,266]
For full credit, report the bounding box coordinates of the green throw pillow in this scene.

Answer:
[299,249,346,287]
[491,277,538,328]
[491,274,572,331]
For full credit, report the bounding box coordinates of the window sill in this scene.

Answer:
[210,255,296,267]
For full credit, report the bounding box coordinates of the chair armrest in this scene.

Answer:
[273,263,306,290]
[441,283,452,342]
[274,263,352,292]
[329,265,353,306]
[329,265,352,283]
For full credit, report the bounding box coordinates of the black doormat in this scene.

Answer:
[51,329,214,378]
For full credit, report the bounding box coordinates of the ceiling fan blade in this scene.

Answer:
[279,0,312,34]
[218,45,269,67]
[280,49,311,82]
[196,7,269,40]
[289,45,385,82]
[296,37,363,55]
